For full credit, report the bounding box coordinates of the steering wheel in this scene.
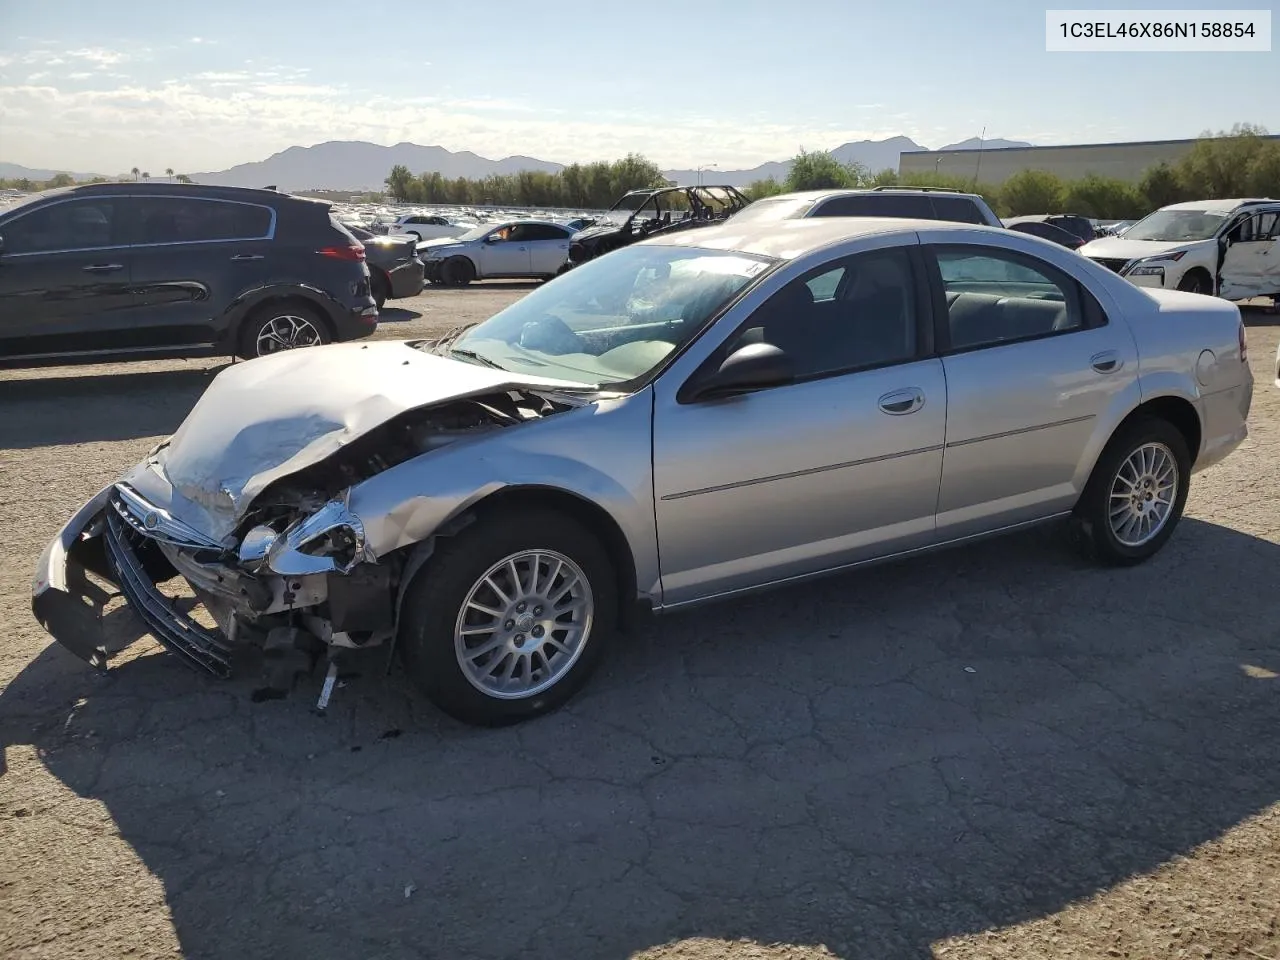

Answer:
[517,315,586,355]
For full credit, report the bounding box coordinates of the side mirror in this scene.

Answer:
[684,342,795,402]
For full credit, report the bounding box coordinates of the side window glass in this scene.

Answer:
[930,196,986,224]
[134,198,270,244]
[935,247,1083,351]
[2,200,116,253]
[733,248,917,379]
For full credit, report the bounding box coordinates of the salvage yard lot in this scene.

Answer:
[1,284,1278,960]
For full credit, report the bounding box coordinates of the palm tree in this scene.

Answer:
[165,167,174,181]
[141,172,151,182]
[131,166,140,181]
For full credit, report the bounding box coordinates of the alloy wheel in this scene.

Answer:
[453,549,594,700]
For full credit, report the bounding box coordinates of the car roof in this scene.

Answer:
[753,187,986,203]
[49,181,315,205]
[1159,197,1278,212]
[642,216,999,260]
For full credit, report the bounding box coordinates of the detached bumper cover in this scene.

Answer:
[31,485,234,676]
[388,258,426,298]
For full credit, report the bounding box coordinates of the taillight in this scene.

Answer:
[1239,321,1248,362]
[317,244,366,261]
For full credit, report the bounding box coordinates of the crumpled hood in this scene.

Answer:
[154,341,586,536]
[1080,236,1210,261]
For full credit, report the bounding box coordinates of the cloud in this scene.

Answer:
[0,75,939,173]
[65,48,129,66]
[188,37,216,45]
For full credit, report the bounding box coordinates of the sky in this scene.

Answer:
[0,0,1276,175]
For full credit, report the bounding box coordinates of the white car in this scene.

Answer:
[384,213,475,241]
[418,219,575,285]
[1079,198,1280,300]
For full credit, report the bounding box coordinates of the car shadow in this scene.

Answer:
[0,365,226,450]
[3,516,1278,958]
[1241,302,1280,327]
[375,306,423,324]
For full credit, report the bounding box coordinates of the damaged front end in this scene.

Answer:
[31,386,573,700]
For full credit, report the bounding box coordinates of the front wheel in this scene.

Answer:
[1070,417,1191,565]
[1176,270,1213,296]
[398,508,617,726]
[442,256,476,286]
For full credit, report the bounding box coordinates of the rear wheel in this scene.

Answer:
[398,508,617,726]
[371,270,390,310]
[442,257,476,286]
[1177,269,1213,296]
[1070,417,1191,565]
[237,303,331,359]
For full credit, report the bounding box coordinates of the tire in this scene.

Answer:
[1070,417,1192,566]
[371,270,390,310]
[237,302,331,359]
[1177,270,1213,296]
[442,256,476,286]
[398,508,617,726]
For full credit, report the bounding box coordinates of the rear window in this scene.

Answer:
[930,196,988,224]
[133,197,272,244]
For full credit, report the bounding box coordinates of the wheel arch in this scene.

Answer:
[229,288,338,348]
[1104,393,1203,468]
[423,484,645,629]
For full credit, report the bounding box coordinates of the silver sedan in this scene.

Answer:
[33,218,1254,726]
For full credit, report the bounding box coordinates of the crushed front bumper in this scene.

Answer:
[32,485,235,676]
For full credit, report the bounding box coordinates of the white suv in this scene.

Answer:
[383,213,476,241]
[1079,198,1280,300]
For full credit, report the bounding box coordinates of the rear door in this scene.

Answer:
[0,196,134,358]
[125,195,274,347]
[1219,207,1280,300]
[923,240,1138,539]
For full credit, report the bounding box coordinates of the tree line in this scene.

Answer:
[744,124,1280,220]
[1,169,194,191]
[384,154,670,209]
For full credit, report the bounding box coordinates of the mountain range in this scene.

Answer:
[2,135,1033,192]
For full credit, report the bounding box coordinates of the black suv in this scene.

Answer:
[0,182,378,367]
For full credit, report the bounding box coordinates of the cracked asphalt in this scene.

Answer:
[2,286,1279,960]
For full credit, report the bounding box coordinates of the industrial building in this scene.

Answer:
[898,134,1280,185]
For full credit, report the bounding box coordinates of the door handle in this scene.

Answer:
[230,254,264,262]
[878,388,925,415]
[1090,350,1123,374]
[82,263,124,273]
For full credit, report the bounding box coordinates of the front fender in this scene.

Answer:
[345,391,661,602]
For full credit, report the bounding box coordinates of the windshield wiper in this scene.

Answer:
[432,322,478,353]
[450,347,504,369]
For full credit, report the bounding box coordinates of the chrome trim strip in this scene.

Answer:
[944,414,1095,449]
[660,443,945,501]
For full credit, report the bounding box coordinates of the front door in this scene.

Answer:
[478,225,531,277]
[0,197,134,358]
[652,245,947,605]
[522,224,573,274]
[923,241,1140,539]
[1219,208,1280,301]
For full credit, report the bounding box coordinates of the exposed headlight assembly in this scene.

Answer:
[240,501,375,576]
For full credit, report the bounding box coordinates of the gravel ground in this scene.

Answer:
[1,284,1278,960]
